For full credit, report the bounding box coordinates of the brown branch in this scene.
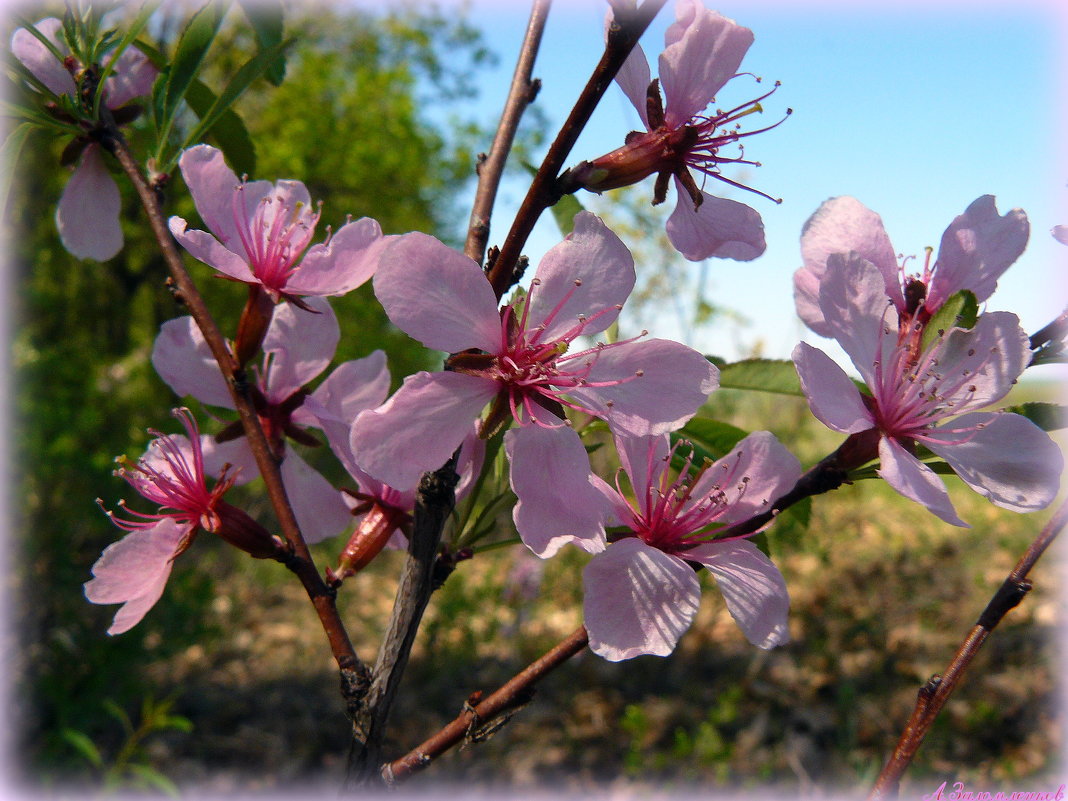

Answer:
[485,0,669,300]
[382,625,590,784]
[465,0,551,266]
[868,497,1068,800]
[103,127,368,685]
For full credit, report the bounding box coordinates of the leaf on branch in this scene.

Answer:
[182,81,257,176]
[674,417,749,463]
[154,3,224,138]
[60,728,104,768]
[717,358,804,397]
[1002,402,1068,432]
[238,0,287,86]
[921,289,979,351]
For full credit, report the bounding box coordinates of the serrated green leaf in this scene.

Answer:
[182,81,256,176]
[921,289,978,351]
[60,728,103,768]
[1002,402,1068,432]
[126,764,180,797]
[238,0,287,85]
[159,4,223,134]
[677,417,749,460]
[718,358,804,396]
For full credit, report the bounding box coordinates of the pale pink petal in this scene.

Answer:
[687,431,801,524]
[926,311,1030,414]
[11,19,75,97]
[614,41,652,128]
[372,233,501,353]
[455,426,487,503]
[201,437,258,484]
[796,196,900,329]
[878,436,966,527]
[614,434,671,516]
[168,217,257,282]
[151,316,234,409]
[687,539,789,648]
[286,218,389,296]
[505,426,608,558]
[1053,225,1068,245]
[926,413,1063,514]
[298,349,390,429]
[659,7,752,127]
[279,450,351,544]
[666,186,765,262]
[84,518,189,635]
[818,253,895,382]
[526,211,635,341]
[568,338,718,436]
[103,48,157,107]
[56,146,123,261]
[927,196,1029,311]
[583,539,700,661]
[792,342,873,434]
[177,145,272,252]
[590,473,632,527]
[350,371,497,490]
[262,297,339,401]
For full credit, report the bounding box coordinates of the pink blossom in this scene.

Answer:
[794,195,1029,337]
[152,297,391,543]
[350,211,718,489]
[169,145,390,299]
[793,253,1062,526]
[579,0,785,261]
[506,426,798,660]
[11,19,157,260]
[86,409,262,634]
[1053,225,1068,246]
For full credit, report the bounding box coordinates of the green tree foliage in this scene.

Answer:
[8,3,495,780]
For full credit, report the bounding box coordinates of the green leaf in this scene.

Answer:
[102,698,134,735]
[92,1,160,111]
[921,289,978,351]
[126,764,181,797]
[182,81,257,176]
[1002,402,1068,432]
[0,123,34,213]
[180,36,295,161]
[677,417,749,460]
[238,0,287,85]
[718,358,804,396]
[158,4,224,135]
[61,728,103,768]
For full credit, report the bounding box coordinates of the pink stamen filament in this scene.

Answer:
[231,183,321,290]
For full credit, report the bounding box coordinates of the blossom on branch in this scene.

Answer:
[792,253,1062,526]
[152,297,391,543]
[794,195,1029,338]
[11,18,157,261]
[506,426,799,660]
[573,0,787,262]
[169,145,390,301]
[86,409,278,635]
[350,211,718,489]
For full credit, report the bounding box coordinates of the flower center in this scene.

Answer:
[232,184,321,290]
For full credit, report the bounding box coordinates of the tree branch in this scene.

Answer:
[465,0,551,266]
[103,127,368,686]
[868,497,1068,799]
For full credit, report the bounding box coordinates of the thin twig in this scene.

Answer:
[868,497,1068,799]
[465,0,551,266]
[485,0,669,300]
[103,127,367,684]
[382,625,590,784]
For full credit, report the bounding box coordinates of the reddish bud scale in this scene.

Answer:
[577,126,695,193]
[213,500,286,559]
[333,502,409,580]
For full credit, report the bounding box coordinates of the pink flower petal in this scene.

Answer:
[666,186,766,262]
[372,233,501,353]
[926,412,1063,514]
[792,342,873,434]
[927,196,1029,311]
[583,538,700,661]
[103,47,157,108]
[614,434,671,515]
[177,145,272,254]
[1053,225,1068,245]
[455,426,487,503]
[659,7,753,127]
[505,426,608,558]
[151,316,234,409]
[877,436,966,527]
[201,437,258,484]
[818,253,895,382]
[526,212,635,342]
[568,338,718,436]
[56,146,123,261]
[262,297,339,401]
[168,217,257,282]
[286,218,389,296]
[350,371,497,490]
[84,518,189,635]
[614,40,652,129]
[795,196,900,331]
[11,19,75,97]
[687,539,789,649]
[279,450,352,544]
[298,349,390,429]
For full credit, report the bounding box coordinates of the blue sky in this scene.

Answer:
[435,0,1067,369]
